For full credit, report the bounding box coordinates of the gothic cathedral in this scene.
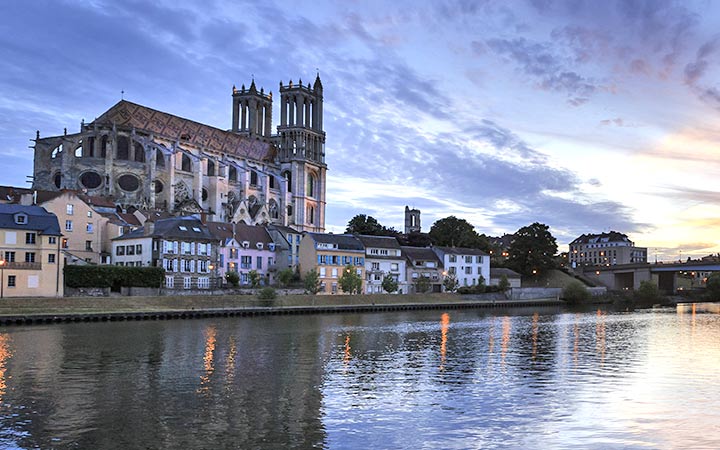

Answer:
[31,75,327,232]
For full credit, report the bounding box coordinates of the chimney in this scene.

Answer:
[145,220,155,236]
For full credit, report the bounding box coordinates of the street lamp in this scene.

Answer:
[208,264,215,290]
[0,259,5,299]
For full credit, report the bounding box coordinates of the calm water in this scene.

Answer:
[0,304,718,449]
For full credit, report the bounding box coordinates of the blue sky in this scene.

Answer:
[2,0,720,260]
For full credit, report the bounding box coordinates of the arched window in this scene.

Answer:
[282,171,292,192]
[181,154,192,172]
[250,170,258,186]
[229,166,237,182]
[207,160,215,177]
[100,136,108,158]
[74,141,83,157]
[269,176,276,190]
[134,142,145,162]
[269,200,278,219]
[306,173,315,197]
[86,137,95,157]
[51,145,62,159]
[155,149,165,168]
[117,136,129,160]
[307,205,315,224]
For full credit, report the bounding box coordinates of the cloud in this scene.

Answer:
[484,37,601,105]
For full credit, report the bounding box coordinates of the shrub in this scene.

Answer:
[248,270,261,288]
[225,271,240,287]
[277,268,294,287]
[415,276,431,294]
[498,274,511,292]
[64,265,165,288]
[562,281,591,304]
[636,280,663,304]
[381,274,399,293]
[706,273,720,300]
[258,287,277,300]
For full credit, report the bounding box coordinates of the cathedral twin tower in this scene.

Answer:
[32,75,327,232]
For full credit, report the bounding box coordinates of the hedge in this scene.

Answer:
[64,265,165,288]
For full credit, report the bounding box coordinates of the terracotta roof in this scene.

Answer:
[92,100,276,161]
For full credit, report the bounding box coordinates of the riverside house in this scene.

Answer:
[299,233,365,294]
[356,235,407,294]
[112,215,215,289]
[432,246,490,289]
[207,222,277,286]
[0,204,63,297]
[402,246,444,293]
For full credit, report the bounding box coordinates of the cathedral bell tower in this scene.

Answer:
[231,79,273,139]
[278,75,326,232]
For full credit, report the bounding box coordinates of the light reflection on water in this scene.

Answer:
[0,305,717,449]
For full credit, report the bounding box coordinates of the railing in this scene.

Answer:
[3,262,42,270]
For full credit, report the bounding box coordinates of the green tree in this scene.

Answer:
[304,269,322,295]
[277,268,294,287]
[415,275,431,293]
[225,271,240,287]
[636,280,663,304]
[706,273,720,300]
[345,214,399,236]
[248,270,261,288]
[381,274,399,293]
[498,274,511,292]
[506,222,558,277]
[443,273,459,293]
[339,265,363,294]
[428,216,489,250]
[562,281,591,304]
[397,231,433,248]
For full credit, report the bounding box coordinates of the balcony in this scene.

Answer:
[2,262,42,270]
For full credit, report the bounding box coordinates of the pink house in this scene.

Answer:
[207,222,277,286]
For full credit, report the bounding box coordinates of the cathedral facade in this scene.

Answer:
[31,76,327,232]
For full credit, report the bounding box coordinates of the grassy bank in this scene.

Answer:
[0,293,469,316]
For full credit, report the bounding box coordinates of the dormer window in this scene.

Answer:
[192,227,201,232]
[256,242,263,250]
[14,214,27,225]
[268,243,275,251]
[242,241,250,249]
[179,226,188,231]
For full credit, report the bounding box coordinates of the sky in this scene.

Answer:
[1,0,719,261]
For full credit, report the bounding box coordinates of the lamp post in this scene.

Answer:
[0,259,5,299]
[209,264,215,292]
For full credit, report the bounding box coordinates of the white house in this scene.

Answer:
[432,246,490,289]
[357,235,407,294]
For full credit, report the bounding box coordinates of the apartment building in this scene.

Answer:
[432,246,490,289]
[357,235,407,294]
[299,233,365,294]
[0,204,63,297]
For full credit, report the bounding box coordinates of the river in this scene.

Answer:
[0,303,718,449]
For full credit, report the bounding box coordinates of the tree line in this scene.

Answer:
[345,214,558,277]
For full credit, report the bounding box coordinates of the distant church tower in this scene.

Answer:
[231,79,273,139]
[277,75,326,232]
[405,206,421,234]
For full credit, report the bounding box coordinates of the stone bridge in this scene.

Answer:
[573,262,720,292]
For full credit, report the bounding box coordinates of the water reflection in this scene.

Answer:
[439,313,449,370]
[0,306,718,449]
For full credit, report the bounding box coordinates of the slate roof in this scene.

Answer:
[401,246,442,266]
[92,100,276,161]
[205,222,274,247]
[114,215,214,241]
[356,235,401,249]
[0,204,61,235]
[490,268,521,279]
[307,233,364,251]
[433,246,489,256]
[570,231,631,246]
